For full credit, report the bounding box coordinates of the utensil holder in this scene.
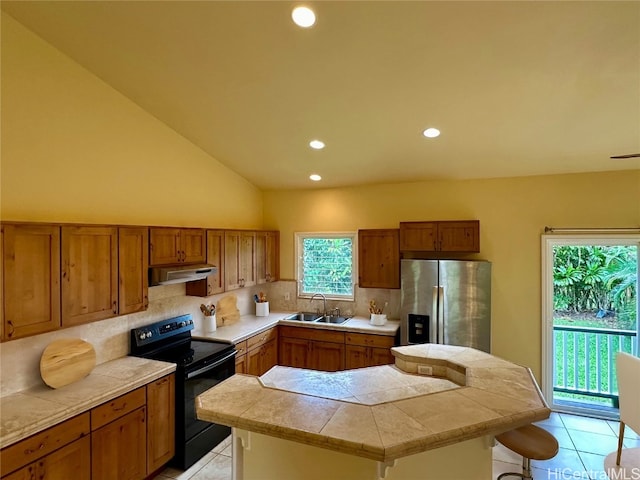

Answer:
[256,302,269,317]
[370,314,387,326]
[204,314,217,332]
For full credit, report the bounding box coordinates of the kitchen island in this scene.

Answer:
[196,343,550,480]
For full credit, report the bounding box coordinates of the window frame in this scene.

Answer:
[295,231,357,301]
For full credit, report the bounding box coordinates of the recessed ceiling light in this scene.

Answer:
[292,6,316,28]
[309,140,325,150]
[423,128,441,138]
[309,174,322,181]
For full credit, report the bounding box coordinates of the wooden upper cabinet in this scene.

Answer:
[186,230,225,297]
[256,231,279,284]
[118,227,148,315]
[399,222,436,251]
[225,230,256,290]
[149,228,205,266]
[358,229,400,289]
[2,224,61,340]
[239,232,256,287]
[437,221,480,252]
[62,226,118,327]
[399,221,479,253]
[224,231,241,290]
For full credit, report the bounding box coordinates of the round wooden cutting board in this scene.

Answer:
[40,338,96,389]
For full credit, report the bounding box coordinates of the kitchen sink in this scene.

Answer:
[283,312,322,322]
[314,315,349,324]
[282,312,350,324]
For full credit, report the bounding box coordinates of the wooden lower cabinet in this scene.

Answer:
[310,340,345,371]
[245,328,278,376]
[1,375,175,480]
[146,375,175,473]
[91,407,146,480]
[345,333,395,369]
[0,413,90,480]
[4,436,91,480]
[279,336,310,369]
[279,327,346,372]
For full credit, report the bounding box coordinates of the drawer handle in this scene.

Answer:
[113,402,127,412]
[25,442,45,455]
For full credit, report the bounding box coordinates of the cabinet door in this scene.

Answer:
[358,229,399,289]
[118,227,148,315]
[437,221,480,252]
[205,230,225,294]
[181,229,205,264]
[278,337,310,369]
[255,232,267,284]
[40,436,90,480]
[224,231,241,290]
[149,228,180,265]
[235,354,247,374]
[369,347,395,366]
[61,226,117,327]
[3,224,61,340]
[239,232,256,287]
[265,231,279,283]
[345,345,369,370]
[259,339,278,376]
[399,222,437,251]
[91,407,146,480]
[246,347,262,376]
[147,374,175,473]
[310,341,345,372]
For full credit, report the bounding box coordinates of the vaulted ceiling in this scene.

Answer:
[2,1,639,190]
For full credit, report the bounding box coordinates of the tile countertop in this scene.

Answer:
[196,343,550,462]
[0,356,175,449]
[192,311,400,344]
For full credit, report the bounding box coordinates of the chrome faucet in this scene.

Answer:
[310,293,327,316]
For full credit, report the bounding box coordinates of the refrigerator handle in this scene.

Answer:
[432,286,439,345]
[438,286,445,344]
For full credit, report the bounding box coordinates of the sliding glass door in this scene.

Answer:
[541,235,639,418]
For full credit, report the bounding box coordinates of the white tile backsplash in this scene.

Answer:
[0,280,399,395]
[0,283,260,395]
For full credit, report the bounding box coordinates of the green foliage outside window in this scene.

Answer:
[301,237,353,297]
[553,245,637,327]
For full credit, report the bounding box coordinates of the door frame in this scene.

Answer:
[541,233,640,417]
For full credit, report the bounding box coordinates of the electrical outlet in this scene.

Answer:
[284,292,290,301]
[417,365,433,376]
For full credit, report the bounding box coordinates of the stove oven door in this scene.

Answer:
[176,349,236,469]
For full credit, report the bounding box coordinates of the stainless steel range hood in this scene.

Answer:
[149,264,217,286]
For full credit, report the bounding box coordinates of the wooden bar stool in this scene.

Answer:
[495,424,559,479]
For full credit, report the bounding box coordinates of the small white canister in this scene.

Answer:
[370,314,387,326]
[204,314,217,332]
[256,301,269,317]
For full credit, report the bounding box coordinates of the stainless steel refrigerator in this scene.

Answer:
[400,259,491,352]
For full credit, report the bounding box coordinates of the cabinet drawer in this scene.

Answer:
[279,326,345,344]
[234,340,248,357]
[246,327,277,351]
[90,387,146,431]
[345,333,394,348]
[0,413,90,476]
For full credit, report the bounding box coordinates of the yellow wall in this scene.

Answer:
[0,14,263,228]
[263,170,640,377]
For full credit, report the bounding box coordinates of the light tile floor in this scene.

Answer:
[157,413,640,480]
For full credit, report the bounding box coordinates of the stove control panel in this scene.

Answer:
[130,314,195,350]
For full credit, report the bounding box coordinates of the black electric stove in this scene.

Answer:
[130,314,236,471]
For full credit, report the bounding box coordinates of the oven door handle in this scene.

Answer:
[186,350,237,379]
